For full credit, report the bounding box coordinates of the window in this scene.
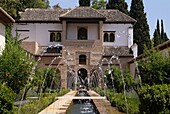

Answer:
[79,55,86,65]
[110,33,115,42]
[104,33,109,42]
[103,32,115,42]
[78,27,87,40]
[50,32,61,42]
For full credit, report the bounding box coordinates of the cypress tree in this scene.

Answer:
[163,33,168,41]
[130,0,151,55]
[156,19,161,38]
[79,0,90,6]
[106,0,128,14]
[161,19,169,43]
[153,29,160,47]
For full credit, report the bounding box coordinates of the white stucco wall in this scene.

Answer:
[67,23,98,40]
[12,23,62,46]
[0,23,5,54]
[12,23,134,47]
[103,24,133,47]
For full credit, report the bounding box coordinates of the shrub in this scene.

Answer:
[0,37,35,94]
[138,49,170,85]
[13,89,70,114]
[95,89,139,114]
[109,92,139,114]
[138,84,170,113]
[56,88,70,96]
[0,83,15,114]
[105,66,135,93]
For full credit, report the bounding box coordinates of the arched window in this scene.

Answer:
[110,33,115,42]
[50,32,62,42]
[78,27,87,40]
[79,55,86,65]
[56,33,61,42]
[104,33,109,42]
[50,32,55,42]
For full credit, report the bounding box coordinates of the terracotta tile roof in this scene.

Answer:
[60,7,105,19]
[104,46,133,56]
[99,9,136,23]
[17,7,136,23]
[19,8,69,21]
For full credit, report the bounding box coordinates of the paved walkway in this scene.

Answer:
[38,90,77,114]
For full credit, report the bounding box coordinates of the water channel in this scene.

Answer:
[67,90,99,114]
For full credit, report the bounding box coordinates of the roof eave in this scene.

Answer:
[15,20,61,23]
[104,21,136,24]
[0,7,15,24]
[59,17,106,21]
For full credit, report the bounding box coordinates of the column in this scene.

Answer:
[62,21,66,43]
[99,21,103,41]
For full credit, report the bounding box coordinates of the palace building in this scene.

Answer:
[12,7,137,88]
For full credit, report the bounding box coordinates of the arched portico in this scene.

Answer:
[77,68,88,88]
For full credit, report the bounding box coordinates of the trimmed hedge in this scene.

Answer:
[13,89,70,114]
[95,88,139,114]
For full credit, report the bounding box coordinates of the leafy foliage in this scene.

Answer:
[130,0,151,55]
[105,66,135,93]
[138,84,170,113]
[0,36,35,94]
[106,0,128,14]
[138,49,170,85]
[0,83,15,114]
[95,88,139,114]
[92,0,106,9]
[0,0,49,18]
[32,67,60,93]
[13,89,70,114]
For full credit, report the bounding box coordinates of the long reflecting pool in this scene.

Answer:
[67,90,99,114]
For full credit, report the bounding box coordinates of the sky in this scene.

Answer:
[49,0,170,39]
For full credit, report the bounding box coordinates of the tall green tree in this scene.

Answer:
[79,0,90,6]
[92,0,106,9]
[130,0,151,55]
[161,19,169,43]
[156,19,161,38]
[153,29,160,47]
[106,0,129,14]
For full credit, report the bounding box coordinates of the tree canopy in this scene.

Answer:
[106,0,129,14]
[130,0,151,55]
[0,0,50,18]
[92,0,106,9]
